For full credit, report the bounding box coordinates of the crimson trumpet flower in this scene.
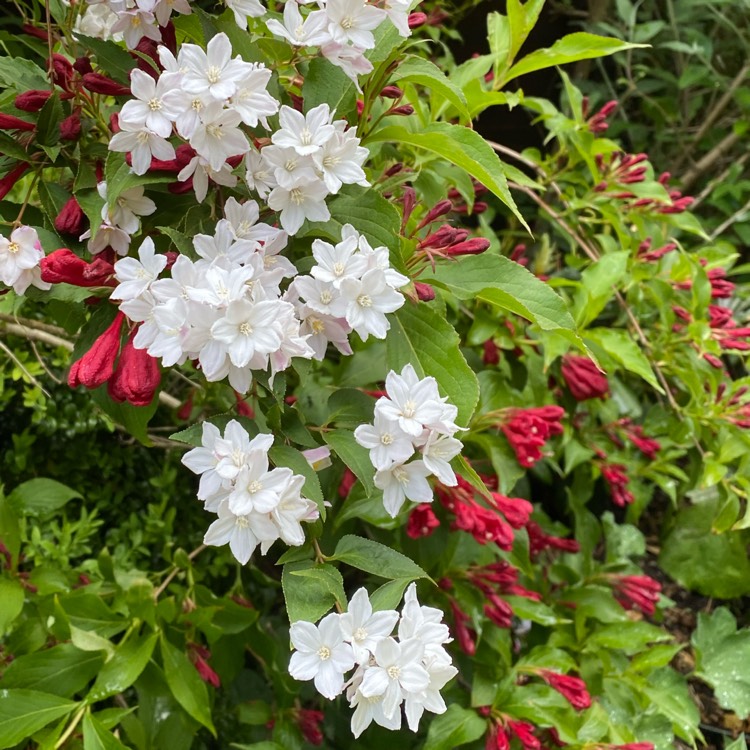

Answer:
[406,503,440,538]
[81,72,131,96]
[612,574,661,616]
[54,198,87,236]
[68,312,125,390]
[107,329,161,407]
[561,354,609,401]
[537,669,591,710]
[40,248,114,287]
[14,89,53,113]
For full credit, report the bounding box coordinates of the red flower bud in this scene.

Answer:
[59,110,82,141]
[445,238,490,256]
[380,85,403,99]
[537,670,591,710]
[15,89,53,113]
[107,328,161,406]
[177,392,194,420]
[41,248,114,287]
[0,162,30,200]
[22,23,49,41]
[50,54,74,90]
[81,72,131,96]
[414,281,435,301]
[338,467,357,498]
[0,113,35,132]
[54,197,86,236]
[234,390,254,417]
[384,162,403,177]
[73,57,93,75]
[296,709,325,746]
[417,199,453,230]
[508,721,540,750]
[561,354,608,401]
[406,503,440,538]
[408,11,428,28]
[389,104,414,116]
[612,574,661,616]
[483,339,500,365]
[68,312,125,390]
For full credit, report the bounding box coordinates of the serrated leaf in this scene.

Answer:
[367,122,526,228]
[7,478,82,518]
[160,635,216,735]
[369,578,411,611]
[282,561,339,623]
[158,226,195,256]
[36,93,64,147]
[77,35,136,83]
[91,386,159,447]
[586,328,662,392]
[330,534,428,580]
[303,57,357,119]
[0,690,77,750]
[386,303,479,425]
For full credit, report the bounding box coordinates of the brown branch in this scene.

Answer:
[680,130,742,191]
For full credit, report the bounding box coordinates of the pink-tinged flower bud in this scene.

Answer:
[561,354,608,401]
[68,312,125,390]
[59,110,82,141]
[296,709,324,746]
[107,328,161,406]
[41,248,114,287]
[445,238,490,256]
[356,99,365,116]
[168,177,194,195]
[420,225,460,249]
[417,199,453,229]
[406,503,440,538]
[134,37,161,79]
[15,89,53,113]
[380,85,403,99]
[414,281,435,301]
[338,467,357,498]
[0,113,35,132]
[177,392,194,420]
[0,162,30,200]
[401,185,416,230]
[110,112,120,133]
[54,198,86,236]
[164,250,179,270]
[290,93,304,112]
[389,104,414,116]
[537,670,591,710]
[612,574,661,616]
[384,162,403,177]
[22,24,49,41]
[472,201,488,214]
[508,721,540,750]
[483,339,500,365]
[81,72,131,96]
[658,171,671,185]
[187,644,221,688]
[426,8,448,25]
[50,54,74,90]
[601,463,634,507]
[234,389,254,417]
[449,600,476,656]
[160,20,177,54]
[408,11,427,28]
[73,57,93,75]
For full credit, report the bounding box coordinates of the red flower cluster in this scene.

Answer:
[484,716,541,750]
[536,669,591,710]
[611,574,661,616]
[500,406,564,468]
[600,463,635,507]
[621,422,660,460]
[187,643,220,688]
[560,355,608,401]
[467,561,540,629]
[406,503,440,539]
[586,99,617,134]
[295,708,325,746]
[526,521,580,559]
[636,238,677,262]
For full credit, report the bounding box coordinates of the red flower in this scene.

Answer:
[483,339,500,365]
[414,281,436,301]
[0,113,35,132]
[561,355,608,401]
[296,709,325,746]
[537,670,591,710]
[59,111,82,141]
[0,162,30,200]
[490,493,532,529]
[449,599,476,655]
[234,390,254,417]
[406,503,440,538]
[54,198,87,236]
[68,312,125,390]
[187,644,221,688]
[486,723,511,750]
[508,720,541,750]
[338,467,356,499]
[612,574,661,616]
[41,248,114,287]
[107,328,161,407]
[600,463,634,507]
[501,406,564,468]
[526,521,579,558]
[622,423,660,460]
[14,89,53,112]
[81,72,131,96]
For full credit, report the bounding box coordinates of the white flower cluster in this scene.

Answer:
[354,364,463,517]
[0,226,50,295]
[82,182,156,256]
[112,198,312,392]
[289,585,457,738]
[287,223,408,348]
[76,0,193,48]
[266,0,412,86]
[182,419,319,563]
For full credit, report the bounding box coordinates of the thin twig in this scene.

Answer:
[54,706,86,749]
[0,338,51,396]
[488,140,564,199]
[692,152,749,209]
[153,544,207,599]
[0,312,67,336]
[709,195,750,241]
[1,321,73,350]
[680,130,742,191]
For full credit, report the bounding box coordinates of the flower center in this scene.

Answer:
[237,220,252,235]
[311,318,325,334]
[284,158,298,172]
[380,433,394,445]
[235,516,250,528]
[207,66,222,84]
[320,290,333,304]
[300,128,313,146]
[136,131,151,144]
[131,14,141,27]
[323,155,340,168]
[317,646,331,661]
[357,294,372,308]
[290,188,304,205]
[393,466,408,484]
[7,241,19,254]
[332,262,345,276]
[387,665,401,680]
[239,322,254,336]
[402,400,417,419]
[248,480,262,493]
[353,627,367,642]
[148,97,161,111]
[191,98,203,112]
[206,123,223,139]
[341,16,354,29]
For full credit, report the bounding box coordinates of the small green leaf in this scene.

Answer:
[0,690,77,750]
[586,328,662,392]
[160,635,216,735]
[323,429,375,497]
[82,712,129,750]
[330,535,428,580]
[369,578,412,611]
[0,578,24,635]
[423,704,487,750]
[7,478,82,519]
[157,226,195,256]
[77,35,136,82]
[282,561,342,623]
[89,631,157,701]
[36,93,64,147]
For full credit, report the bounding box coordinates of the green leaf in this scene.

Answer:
[303,57,357,120]
[91,386,160,447]
[422,254,579,338]
[70,626,116,659]
[386,303,479,425]
[35,93,64,147]
[83,712,129,750]
[0,690,77,750]
[506,0,546,63]
[282,561,339,623]
[89,631,157,701]
[423,704,487,750]
[157,226,195,256]
[586,621,671,654]
[369,578,412,611]
[390,55,471,122]
[160,635,216,735]
[367,122,526,228]
[268,444,324,513]
[637,668,701,743]
[330,534,428,580]
[323,429,374,497]
[586,328,662,391]
[503,33,646,83]
[0,644,104,697]
[77,35,136,83]
[692,607,750,717]
[105,151,172,213]
[0,578,24,635]
[7,478,82,519]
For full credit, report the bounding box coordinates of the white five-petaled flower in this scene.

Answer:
[339,588,399,663]
[339,268,405,341]
[119,68,180,138]
[99,182,156,235]
[108,118,176,176]
[272,103,336,156]
[354,412,415,471]
[376,365,448,436]
[179,32,250,101]
[289,613,356,699]
[210,298,284,368]
[111,237,167,301]
[374,460,433,517]
[324,0,386,49]
[266,3,331,46]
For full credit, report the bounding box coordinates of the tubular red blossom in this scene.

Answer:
[612,574,661,616]
[537,670,591,710]
[406,503,440,538]
[639,242,677,262]
[74,56,93,75]
[389,104,414,116]
[41,248,114,287]
[0,162,31,200]
[444,238,490,256]
[419,224,462,249]
[380,85,403,99]
[188,644,221,688]
[408,11,428,28]
[417,199,453,230]
[108,331,161,407]
[22,23,49,41]
[51,54,74,90]
[508,720,541,750]
[401,186,417,230]
[490,493,532,529]
[384,162,403,177]
[601,463,634,507]
[449,599,476,656]
[0,113,35,132]
[484,593,513,628]
[526,521,579,558]
[296,709,325,746]
[68,312,125,390]
[500,406,564,468]
[14,89,53,113]
[234,390,254,417]
[54,198,86,236]
[177,392,194,421]
[338,467,357,498]
[413,282,436,301]
[81,72,131,96]
[483,339,500,365]
[561,355,608,401]
[621,423,660,460]
[59,111,82,141]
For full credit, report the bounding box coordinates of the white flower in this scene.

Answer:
[297,306,352,359]
[289,614,356,699]
[420,432,462,486]
[190,103,250,172]
[229,64,280,128]
[110,237,167,301]
[99,182,156,234]
[340,588,399,664]
[225,0,266,29]
[119,68,178,138]
[110,8,161,49]
[181,421,225,502]
[0,226,43,286]
[272,103,335,156]
[153,0,191,26]
[398,583,452,664]
[263,144,318,189]
[310,235,367,288]
[354,412,416,471]
[267,176,330,235]
[109,119,176,176]
[210,298,284,368]
[339,268,404,341]
[292,276,347,317]
[374,460,433,517]
[312,128,369,193]
[321,42,373,88]
[404,659,457,732]
[178,155,238,203]
[203,500,279,563]
[384,0,411,37]
[214,425,274,482]
[266,3,330,46]
[272,474,319,545]
[359,637,429,718]
[179,33,250,101]
[324,0,386,49]
[245,150,277,199]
